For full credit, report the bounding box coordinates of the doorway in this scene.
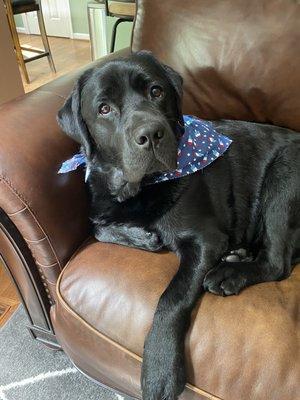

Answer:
[21,0,73,38]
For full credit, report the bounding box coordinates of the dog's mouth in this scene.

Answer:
[123,164,175,186]
[116,153,175,202]
[123,145,178,184]
[146,146,177,173]
[103,154,176,203]
[122,118,179,184]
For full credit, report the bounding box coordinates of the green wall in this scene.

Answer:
[14,15,24,28]
[14,1,132,51]
[106,17,132,51]
[69,0,90,34]
[69,0,132,50]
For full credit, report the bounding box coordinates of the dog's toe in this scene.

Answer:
[203,278,225,296]
[203,263,246,296]
[144,232,163,251]
[220,276,247,296]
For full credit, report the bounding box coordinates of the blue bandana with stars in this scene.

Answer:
[58,115,232,184]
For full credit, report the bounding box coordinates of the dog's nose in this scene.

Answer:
[134,125,165,149]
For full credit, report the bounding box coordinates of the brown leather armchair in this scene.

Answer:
[0,1,299,399]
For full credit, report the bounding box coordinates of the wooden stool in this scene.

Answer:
[3,0,56,83]
[105,0,136,53]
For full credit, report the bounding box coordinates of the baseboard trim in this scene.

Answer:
[73,33,90,41]
[15,28,89,41]
[16,27,27,34]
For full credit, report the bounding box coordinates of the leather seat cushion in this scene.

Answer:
[52,239,300,400]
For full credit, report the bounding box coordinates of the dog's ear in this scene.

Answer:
[57,69,93,157]
[161,63,183,113]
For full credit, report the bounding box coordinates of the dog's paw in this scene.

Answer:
[141,329,186,400]
[142,231,164,252]
[203,262,247,296]
[126,228,163,252]
[142,371,185,400]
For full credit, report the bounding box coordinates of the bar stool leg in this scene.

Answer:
[4,0,30,83]
[36,8,56,73]
[110,18,125,53]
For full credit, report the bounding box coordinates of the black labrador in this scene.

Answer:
[57,51,300,400]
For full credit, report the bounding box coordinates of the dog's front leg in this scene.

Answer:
[94,224,163,251]
[141,231,228,400]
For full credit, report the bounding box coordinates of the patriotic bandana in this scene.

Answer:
[58,115,232,184]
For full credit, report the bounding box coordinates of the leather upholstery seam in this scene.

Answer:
[56,267,223,400]
[36,260,59,268]
[62,236,94,270]
[7,206,27,216]
[24,236,47,244]
[0,176,62,271]
[46,279,56,285]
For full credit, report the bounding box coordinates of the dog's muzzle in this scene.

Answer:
[133,121,165,150]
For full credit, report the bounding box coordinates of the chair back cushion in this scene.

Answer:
[132,0,300,130]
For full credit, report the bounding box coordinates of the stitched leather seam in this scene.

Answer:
[7,206,27,216]
[56,268,223,400]
[38,264,59,270]
[24,236,47,244]
[0,176,62,271]
[63,236,94,269]
[36,260,59,268]
[46,279,56,285]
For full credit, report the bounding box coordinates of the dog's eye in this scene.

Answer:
[99,103,111,115]
[150,86,163,98]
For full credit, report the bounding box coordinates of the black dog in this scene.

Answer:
[58,51,300,400]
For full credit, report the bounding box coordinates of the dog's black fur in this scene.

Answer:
[58,51,300,400]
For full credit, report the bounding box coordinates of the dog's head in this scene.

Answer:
[57,51,183,200]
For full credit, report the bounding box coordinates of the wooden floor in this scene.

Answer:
[19,34,92,93]
[0,262,20,328]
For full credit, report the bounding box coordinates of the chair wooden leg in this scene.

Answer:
[36,9,56,73]
[4,0,29,83]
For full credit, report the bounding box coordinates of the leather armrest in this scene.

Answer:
[0,48,131,301]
